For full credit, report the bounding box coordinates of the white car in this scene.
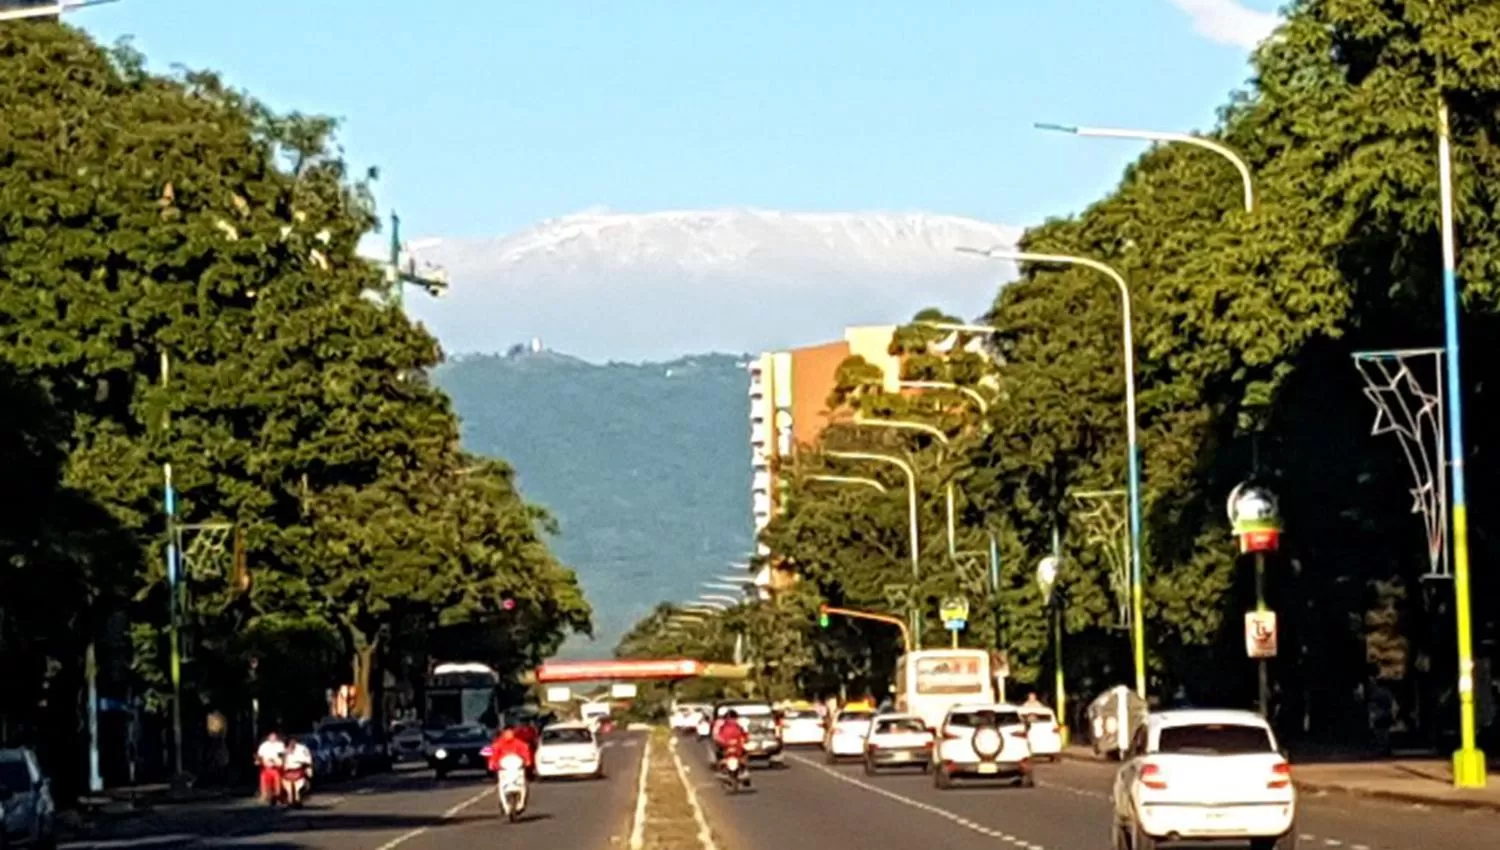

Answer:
[670,704,708,733]
[1022,705,1064,760]
[779,707,826,747]
[533,723,604,780]
[825,709,874,761]
[862,713,933,774]
[931,703,1034,788]
[1112,710,1295,850]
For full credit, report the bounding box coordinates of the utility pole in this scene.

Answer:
[386,211,447,308]
[161,350,185,785]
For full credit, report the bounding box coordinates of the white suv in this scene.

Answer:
[1112,710,1295,850]
[931,703,1034,788]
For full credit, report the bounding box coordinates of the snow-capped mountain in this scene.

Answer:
[404,208,1021,362]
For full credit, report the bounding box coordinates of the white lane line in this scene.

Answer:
[354,787,375,795]
[373,784,492,850]
[788,754,1045,848]
[59,836,198,850]
[668,735,720,850]
[1036,780,1108,801]
[629,734,652,850]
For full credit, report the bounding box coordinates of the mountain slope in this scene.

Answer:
[433,349,753,657]
[407,208,1020,362]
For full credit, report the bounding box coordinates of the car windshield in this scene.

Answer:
[1157,723,1275,755]
[0,759,30,793]
[785,710,821,721]
[876,718,927,734]
[439,726,488,743]
[542,728,594,745]
[948,709,1022,728]
[720,704,772,717]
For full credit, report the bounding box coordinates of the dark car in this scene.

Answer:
[427,724,493,778]
[709,700,785,768]
[0,747,56,850]
[315,718,391,776]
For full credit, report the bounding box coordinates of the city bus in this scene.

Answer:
[893,649,999,731]
[424,662,502,730]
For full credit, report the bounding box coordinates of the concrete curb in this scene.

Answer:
[1293,779,1500,813]
[1054,747,1500,813]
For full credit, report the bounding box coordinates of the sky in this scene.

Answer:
[75,0,1282,242]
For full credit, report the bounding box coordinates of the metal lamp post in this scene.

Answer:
[1036,548,1066,744]
[958,245,1147,700]
[827,450,922,648]
[853,416,957,560]
[1035,123,1254,214]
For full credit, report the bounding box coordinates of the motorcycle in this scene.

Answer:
[280,766,310,808]
[496,754,528,822]
[716,751,750,794]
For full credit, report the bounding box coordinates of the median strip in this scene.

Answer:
[634,729,719,850]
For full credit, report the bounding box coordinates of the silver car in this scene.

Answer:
[0,747,56,849]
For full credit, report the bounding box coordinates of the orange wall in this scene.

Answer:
[788,341,850,448]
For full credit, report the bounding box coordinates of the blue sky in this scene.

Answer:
[78,0,1281,239]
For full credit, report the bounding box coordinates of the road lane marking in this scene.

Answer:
[788,754,1046,848]
[372,784,492,850]
[60,836,198,849]
[630,733,652,850]
[668,735,720,850]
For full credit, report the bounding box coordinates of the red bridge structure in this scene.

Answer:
[528,659,747,684]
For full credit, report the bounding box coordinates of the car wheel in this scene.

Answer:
[934,767,951,789]
[1251,834,1298,850]
[1132,822,1158,850]
[825,750,838,765]
[1017,772,1035,788]
[863,758,877,776]
[1111,823,1128,850]
[434,769,448,780]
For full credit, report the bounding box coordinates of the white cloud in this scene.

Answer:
[1169,0,1281,49]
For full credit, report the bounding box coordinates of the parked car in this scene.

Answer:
[534,722,604,780]
[315,718,391,776]
[0,747,56,850]
[389,720,427,764]
[1112,709,1295,850]
[931,703,1034,789]
[863,713,933,774]
[427,724,492,779]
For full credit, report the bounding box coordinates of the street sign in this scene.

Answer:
[1244,611,1278,658]
[939,596,970,631]
[610,683,638,699]
[545,686,572,704]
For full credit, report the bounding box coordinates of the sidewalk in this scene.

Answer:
[1059,746,1500,812]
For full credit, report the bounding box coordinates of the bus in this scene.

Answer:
[424,662,501,731]
[893,649,999,731]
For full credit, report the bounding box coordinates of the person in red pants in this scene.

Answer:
[254,732,286,804]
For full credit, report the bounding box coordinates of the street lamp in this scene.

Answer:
[1036,554,1067,744]
[958,244,1147,700]
[827,450,922,647]
[853,416,958,561]
[1036,123,1254,213]
[807,474,889,495]
[900,380,990,415]
[0,0,115,20]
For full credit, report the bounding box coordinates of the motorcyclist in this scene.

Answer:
[281,736,315,804]
[713,709,749,762]
[486,726,534,773]
[254,732,286,803]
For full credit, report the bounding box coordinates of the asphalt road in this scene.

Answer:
[61,730,648,850]
[683,738,1500,850]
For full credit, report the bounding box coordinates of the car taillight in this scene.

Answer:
[1140,763,1168,790]
[867,741,880,750]
[1269,761,1292,789]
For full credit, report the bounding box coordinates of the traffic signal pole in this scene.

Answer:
[818,605,912,656]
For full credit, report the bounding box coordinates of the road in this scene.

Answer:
[684,739,1500,850]
[61,731,647,850]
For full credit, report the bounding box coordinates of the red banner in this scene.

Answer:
[534,659,703,682]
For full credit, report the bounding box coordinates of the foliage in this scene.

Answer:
[0,23,589,775]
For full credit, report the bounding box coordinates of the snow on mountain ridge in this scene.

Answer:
[431,208,1022,273]
[404,208,1022,362]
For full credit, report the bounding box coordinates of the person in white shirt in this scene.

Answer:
[284,738,314,774]
[255,732,286,802]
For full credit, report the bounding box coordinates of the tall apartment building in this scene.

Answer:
[748,325,902,546]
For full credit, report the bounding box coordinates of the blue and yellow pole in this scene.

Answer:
[1438,102,1486,789]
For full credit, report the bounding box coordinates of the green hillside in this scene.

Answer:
[433,349,754,656]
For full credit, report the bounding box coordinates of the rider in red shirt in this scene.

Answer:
[486,726,534,773]
[713,709,749,761]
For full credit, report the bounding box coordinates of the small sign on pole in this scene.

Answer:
[1244,611,1278,658]
[939,596,970,631]
[610,683,638,700]
[545,686,572,704]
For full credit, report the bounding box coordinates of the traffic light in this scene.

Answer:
[817,606,830,629]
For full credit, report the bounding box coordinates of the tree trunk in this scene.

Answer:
[350,630,379,721]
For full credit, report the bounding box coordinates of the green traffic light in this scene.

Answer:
[818,611,830,628]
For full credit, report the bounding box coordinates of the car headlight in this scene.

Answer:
[434,748,449,760]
